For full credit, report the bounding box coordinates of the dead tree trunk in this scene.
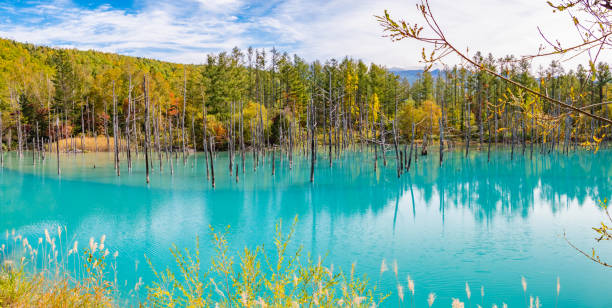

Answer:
[251,120,256,172]
[522,119,526,156]
[380,112,387,165]
[182,69,187,165]
[494,106,499,147]
[113,82,120,176]
[372,113,377,171]
[235,162,239,183]
[105,101,110,152]
[169,115,174,175]
[374,138,378,171]
[36,122,40,161]
[191,116,196,167]
[209,136,215,188]
[407,123,415,171]
[288,119,293,169]
[144,76,150,184]
[127,76,133,172]
[421,133,428,156]
[16,94,23,158]
[530,103,534,160]
[403,143,408,170]
[479,92,484,148]
[202,97,209,180]
[393,96,400,177]
[272,147,276,175]
[56,117,61,175]
[155,104,162,171]
[80,102,85,155]
[228,122,233,175]
[229,120,235,172]
[91,106,97,154]
[465,99,470,157]
[0,112,3,167]
[328,104,333,168]
[309,99,316,183]
[439,118,444,166]
[487,120,492,162]
[327,69,333,168]
[564,115,571,154]
[240,100,245,174]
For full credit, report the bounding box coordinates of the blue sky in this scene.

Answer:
[0,0,598,68]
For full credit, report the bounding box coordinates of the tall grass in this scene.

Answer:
[0,227,117,307]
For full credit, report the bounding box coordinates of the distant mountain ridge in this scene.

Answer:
[389,69,441,83]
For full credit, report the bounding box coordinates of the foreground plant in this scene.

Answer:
[145,217,387,307]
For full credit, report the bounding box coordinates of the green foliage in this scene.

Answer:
[0,37,609,149]
[51,49,75,110]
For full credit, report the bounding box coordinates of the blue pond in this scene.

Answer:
[0,148,611,307]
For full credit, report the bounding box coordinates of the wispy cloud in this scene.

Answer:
[0,0,597,68]
[0,0,254,63]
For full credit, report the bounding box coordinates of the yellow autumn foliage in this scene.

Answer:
[369,93,381,123]
[397,100,442,139]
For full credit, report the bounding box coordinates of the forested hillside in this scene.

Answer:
[0,37,609,156]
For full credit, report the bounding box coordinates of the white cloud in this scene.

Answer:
[194,0,244,12]
[261,0,608,69]
[0,0,607,69]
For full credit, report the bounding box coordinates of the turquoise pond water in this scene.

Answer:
[0,148,611,307]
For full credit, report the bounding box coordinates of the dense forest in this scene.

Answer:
[0,37,610,179]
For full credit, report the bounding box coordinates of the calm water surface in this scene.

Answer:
[1,148,611,307]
